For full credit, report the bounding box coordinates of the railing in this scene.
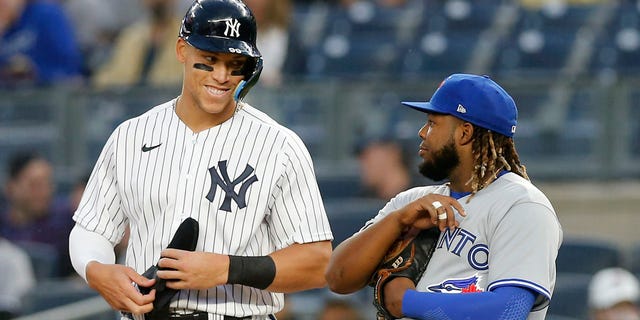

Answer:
[0,76,638,192]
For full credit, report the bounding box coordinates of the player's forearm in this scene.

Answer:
[325,211,407,294]
[266,240,332,292]
[402,286,536,320]
[69,224,116,281]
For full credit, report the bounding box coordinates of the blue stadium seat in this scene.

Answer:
[492,5,595,76]
[628,242,640,276]
[547,273,591,320]
[399,0,498,78]
[630,89,640,156]
[556,238,624,275]
[317,174,363,199]
[590,3,640,74]
[324,197,386,246]
[306,2,415,79]
[397,33,477,79]
[14,241,59,281]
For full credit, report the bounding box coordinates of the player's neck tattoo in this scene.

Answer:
[194,63,213,72]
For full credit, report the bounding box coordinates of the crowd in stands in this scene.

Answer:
[2,0,633,90]
[1,0,638,319]
[0,0,300,89]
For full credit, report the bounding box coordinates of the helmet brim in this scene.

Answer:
[184,34,261,58]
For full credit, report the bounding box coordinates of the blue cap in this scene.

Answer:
[401,74,518,137]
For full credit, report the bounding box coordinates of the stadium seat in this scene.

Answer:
[590,3,640,74]
[317,174,363,199]
[399,0,498,79]
[324,197,386,246]
[14,241,59,281]
[491,4,594,77]
[547,272,591,319]
[547,273,591,319]
[556,238,624,275]
[305,1,421,79]
[628,242,640,276]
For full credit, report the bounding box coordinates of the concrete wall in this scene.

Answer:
[539,181,640,250]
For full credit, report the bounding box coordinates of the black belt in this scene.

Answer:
[123,312,253,320]
[168,311,250,320]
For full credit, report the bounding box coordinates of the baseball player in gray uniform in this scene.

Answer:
[68,1,333,319]
[326,74,563,320]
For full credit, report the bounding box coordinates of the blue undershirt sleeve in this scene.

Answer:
[402,285,536,320]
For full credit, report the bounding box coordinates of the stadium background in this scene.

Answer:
[2,0,640,319]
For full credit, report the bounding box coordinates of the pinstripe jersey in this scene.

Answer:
[73,98,333,319]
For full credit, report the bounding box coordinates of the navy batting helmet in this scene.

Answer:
[179,0,262,100]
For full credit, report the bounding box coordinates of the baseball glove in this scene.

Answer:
[370,227,440,320]
[139,217,199,320]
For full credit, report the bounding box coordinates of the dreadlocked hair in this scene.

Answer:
[467,125,529,199]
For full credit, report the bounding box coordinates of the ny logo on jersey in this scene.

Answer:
[206,160,258,212]
[224,18,241,38]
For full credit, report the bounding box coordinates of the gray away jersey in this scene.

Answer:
[73,99,333,319]
[367,173,562,320]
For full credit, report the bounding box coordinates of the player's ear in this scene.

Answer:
[457,122,474,146]
[176,38,187,63]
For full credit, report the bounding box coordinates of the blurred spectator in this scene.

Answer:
[91,0,183,89]
[0,0,82,87]
[273,294,295,320]
[0,237,35,319]
[317,298,365,320]
[244,0,306,86]
[588,267,640,320]
[64,0,141,79]
[69,172,90,212]
[355,138,424,201]
[0,151,75,278]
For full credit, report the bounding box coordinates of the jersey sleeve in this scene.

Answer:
[486,201,562,310]
[72,127,128,246]
[267,136,332,249]
[363,185,449,230]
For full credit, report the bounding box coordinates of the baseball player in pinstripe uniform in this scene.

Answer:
[68,1,333,319]
[326,74,563,320]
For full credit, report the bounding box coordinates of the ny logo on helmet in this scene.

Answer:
[224,18,241,38]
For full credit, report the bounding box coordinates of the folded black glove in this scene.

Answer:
[139,217,199,320]
[370,227,440,320]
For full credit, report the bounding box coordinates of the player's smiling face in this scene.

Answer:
[418,113,461,181]
[176,38,247,125]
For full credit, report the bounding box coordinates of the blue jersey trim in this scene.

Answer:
[488,278,551,310]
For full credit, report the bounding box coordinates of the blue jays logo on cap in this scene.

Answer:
[402,74,518,137]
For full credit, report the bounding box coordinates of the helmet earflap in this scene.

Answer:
[235,58,263,101]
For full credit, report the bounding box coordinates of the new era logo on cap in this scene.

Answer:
[401,74,518,137]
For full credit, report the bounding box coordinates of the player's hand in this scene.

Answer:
[85,261,156,314]
[396,194,466,231]
[383,277,415,318]
[156,249,229,290]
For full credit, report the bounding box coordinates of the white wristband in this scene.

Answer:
[69,224,115,281]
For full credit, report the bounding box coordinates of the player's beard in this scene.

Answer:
[418,139,459,181]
